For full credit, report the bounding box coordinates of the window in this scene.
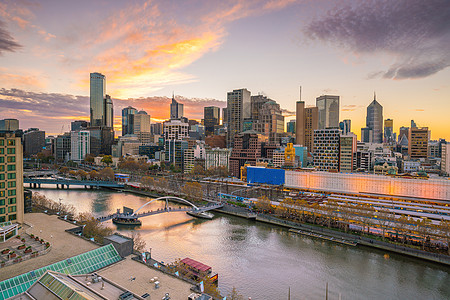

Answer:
[0,148,3,154]
[0,165,3,171]
[0,191,3,197]
[0,157,3,163]
[0,199,4,205]
[0,174,4,180]
[0,216,5,222]
[7,140,15,146]
[7,148,15,154]
[8,206,16,213]
[0,140,3,146]
[0,183,4,189]
[7,190,16,196]
[0,207,4,214]
[8,214,16,221]
[7,173,15,179]
[8,198,16,204]
[7,156,15,163]
[7,165,15,171]
[7,181,15,188]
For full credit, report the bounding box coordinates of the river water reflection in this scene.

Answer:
[35,188,450,299]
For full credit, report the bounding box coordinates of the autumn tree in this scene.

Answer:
[374,207,394,241]
[191,164,206,176]
[99,167,115,181]
[77,212,113,243]
[255,196,272,213]
[88,170,99,180]
[182,182,203,202]
[101,155,113,166]
[84,153,95,164]
[77,170,88,180]
[438,219,450,255]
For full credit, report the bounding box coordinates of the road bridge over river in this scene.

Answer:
[24,178,125,189]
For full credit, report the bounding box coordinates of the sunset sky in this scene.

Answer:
[0,0,449,138]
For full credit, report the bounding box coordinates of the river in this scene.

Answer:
[34,188,450,299]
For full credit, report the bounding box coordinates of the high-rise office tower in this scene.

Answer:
[316,95,340,129]
[304,107,319,153]
[131,110,151,144]
[0,119,19,131]
[23,128,45,156]
[408,127,429,159]
[90,72,106,127]
[104,94,113,128]
[170,95,184,119]
[313,128,340,171]
[441,143,450,175]
[295,101,305,146]
[361,127,373,143]
[226,88,251,147]
[339,119,351,135]
[71,120,89,132]
[339,133,357,173]
[398,126,409,146]
[287,120,296,134]
[365,94,383,143]
[122,106,137,135]
[204,106,220,136]
[384,119,394,143]
[222,107,228,126]
[0,132,24,225]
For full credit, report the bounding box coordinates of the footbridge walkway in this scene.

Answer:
[97,196,223,223]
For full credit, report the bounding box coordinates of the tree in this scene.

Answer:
[59,166,69,174]
[416,218,432,250]
[374,207,394,241]
[227,287,244,300]
[88,170,99,180]
[439,219,450,255]
[99,167,115,181]
[255,196,272,213]
[77,170,88,180]
[101,155,113,166]
[129,231,146,253]
[181,182,203,201]
[84,153,95,164]
[191,164,206,176]
[77,212,113,243]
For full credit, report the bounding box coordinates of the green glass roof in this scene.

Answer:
[0,244,121,300]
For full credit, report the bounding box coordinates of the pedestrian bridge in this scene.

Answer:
[97,196,223,223]
[23,178,125,189]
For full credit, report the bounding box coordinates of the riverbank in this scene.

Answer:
[214,204,450,266]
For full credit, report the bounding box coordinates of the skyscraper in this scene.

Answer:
[90,72,106,127]
[316,95,339,129]
[365,94,383,143]
[384,119,394,143]
[131,110,151,144]
[295,101,305,146]
[104,94,113,128]
[313,128,340,171]
[170,95,184,119]
[339,119,351,135]
[408,127,429,159]
[287,120,296,134]
[226,88,251,147]
[0,119,19,131]
[122,106,137,135]
[204,106,220,136]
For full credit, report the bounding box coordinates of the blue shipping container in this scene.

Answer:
[247,167,285,186]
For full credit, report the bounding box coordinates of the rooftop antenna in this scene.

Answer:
[374,91,376,101]
[299,86,302,101]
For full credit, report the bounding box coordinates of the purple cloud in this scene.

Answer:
[0,20,22,55]
[304,0,450,79]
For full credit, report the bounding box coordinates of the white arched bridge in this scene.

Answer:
[97,196,223,225]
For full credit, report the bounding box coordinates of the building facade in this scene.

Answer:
[204,106,220,136]
[384,119,394,143]
[226,89,251,147]
[90,72,106,127]
[205,148,231,170]
[170,96,184,119]
[339,119,351,135]
[54,133,71,162]
[165,140,188,170]
[0,119,19,131]
[229,131,261,177]
[71,131,90,161]
[313,128,340,171]
[23,128,45,156]
[0,132,24,224]
[408,127,429,159]
[339,133,357,173]
[365,97,383,143]
[163,119,189,140]
[441,143,450,176]
[122,106,137,135]
[316,95,340,129]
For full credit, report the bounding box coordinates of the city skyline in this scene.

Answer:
[0,0,449,139]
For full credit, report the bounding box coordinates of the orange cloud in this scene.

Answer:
[0,69,46,90]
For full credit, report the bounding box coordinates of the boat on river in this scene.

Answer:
[112,215,142,226]
[186,211,214,219]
